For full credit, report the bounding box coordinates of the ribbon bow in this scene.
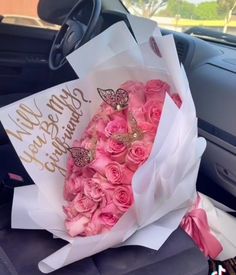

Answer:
[181,197,223,259]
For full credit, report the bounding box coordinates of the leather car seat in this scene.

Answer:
[0,226,209,275]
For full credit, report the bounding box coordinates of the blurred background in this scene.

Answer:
[122,0,236,35]
[0,0,59,29]
[0,0,235,35]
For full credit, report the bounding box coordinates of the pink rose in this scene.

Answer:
[145,79,169,101]
[63,204,78,219]
[113,186,133,212]
[73,194,98,215]
[100,103,115,116]
[64,173,84,201]
[105,162,134,185]
[171,93,182,108]
[106,139,127,163]
[92,173,113,189]
[99,213,118,227]
[66,157,74,177]
[100,103,125,121]
[84,221,102,236]
[138,120,156,135]
[65,215,89,237]
[121,81,146,122]
[92,173,115,189]
[99,204,122,227]
[92,174,115,206]
[82,167,96,178]
[126,141,151,171]
[84,114,110,141]
[144,99,164,125]
[105,162,122,184]
[83,209,106,236]
[121,81,146,108]
[90,151,111,176]
[104,117,128,138]
[96,118,109,134]
[81,137,95,150]
[121,81,145,94]
[84,179,105,202]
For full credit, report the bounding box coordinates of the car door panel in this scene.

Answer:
[0,22,58,96]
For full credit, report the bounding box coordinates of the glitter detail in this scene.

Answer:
[112,114,144,146]
[69,147,94,167]
[97,88,129,111]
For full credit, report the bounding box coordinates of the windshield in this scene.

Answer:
[121,0,236,43]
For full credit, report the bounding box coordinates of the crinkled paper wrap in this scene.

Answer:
[0,18,206,273]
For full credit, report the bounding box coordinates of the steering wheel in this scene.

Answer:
[49,0,102,70]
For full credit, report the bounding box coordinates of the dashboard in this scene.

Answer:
[162,28,236,197]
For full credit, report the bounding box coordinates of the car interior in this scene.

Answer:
[0,0,235,274]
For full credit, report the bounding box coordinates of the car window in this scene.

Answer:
[0,0,60,30]
[15,17,39,26]
[121,0,236,43]
[2,16,40,27]
[1,16,16,24]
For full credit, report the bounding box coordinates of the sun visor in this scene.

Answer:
[37,0,78,25]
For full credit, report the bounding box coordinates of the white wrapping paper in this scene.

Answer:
[198,193,236,261]
[0,19,206,273]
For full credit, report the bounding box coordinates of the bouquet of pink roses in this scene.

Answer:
[63,79,182,237]
[0,20,206,273]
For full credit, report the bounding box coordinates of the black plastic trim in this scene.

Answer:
[198,118,236,147]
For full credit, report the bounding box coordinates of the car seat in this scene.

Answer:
[0,225,208,275]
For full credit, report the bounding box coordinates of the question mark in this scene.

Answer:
[73,88,91,103]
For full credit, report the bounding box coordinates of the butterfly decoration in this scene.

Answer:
[149,36,162,58]
[97,88,129,111]
[69,147,94,167]
[112,114,144,146]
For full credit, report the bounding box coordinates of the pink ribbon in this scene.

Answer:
[181,197,223,259]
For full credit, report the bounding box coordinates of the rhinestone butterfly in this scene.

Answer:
[112,114,144,146]
[69,147,94,167]
[97,88,129,111]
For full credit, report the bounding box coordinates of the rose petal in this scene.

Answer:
[65,216,89,237]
